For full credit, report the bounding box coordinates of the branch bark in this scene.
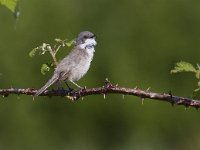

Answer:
[0,79,199,109]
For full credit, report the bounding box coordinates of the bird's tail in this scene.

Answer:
[34,74,59,96]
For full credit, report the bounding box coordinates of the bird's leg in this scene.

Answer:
[65,81,74,92]
[70,80,82,89]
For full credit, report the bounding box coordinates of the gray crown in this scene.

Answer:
[75,31,96,46]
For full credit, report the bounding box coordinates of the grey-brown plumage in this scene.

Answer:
[35,31,97,96]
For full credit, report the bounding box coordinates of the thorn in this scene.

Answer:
[105,78,109,85]
[141,98,145,104]
[122,95,125,99]
[66,95,75,101]
[103,94,106,99]
[146,87,151,92]
[104,78,113,88]
[116,83,118,87]
[2,93,9,98]
[66,95,71,100]
[84,86,87,89]
[32,96,35,101]
[81,97,84,100]
[134,86,138,90]
[73,96,77,101]
[105,79,109,84]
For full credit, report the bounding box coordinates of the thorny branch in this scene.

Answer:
[0,79,200,109]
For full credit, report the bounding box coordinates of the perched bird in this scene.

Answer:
[35,31,97,96]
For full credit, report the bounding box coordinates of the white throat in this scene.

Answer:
[79,38,97,52]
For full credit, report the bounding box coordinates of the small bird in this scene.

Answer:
[35,31,97,96]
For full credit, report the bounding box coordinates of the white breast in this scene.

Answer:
[71,50,94,81]
[70,39,97,81]
[79,38,97,52]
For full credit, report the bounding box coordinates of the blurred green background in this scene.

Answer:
[1,0,200,149]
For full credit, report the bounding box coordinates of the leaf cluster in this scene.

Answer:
[171,61,200,94]
[0,0,20,19]
[0,0,17,12]
[29,38,74,75]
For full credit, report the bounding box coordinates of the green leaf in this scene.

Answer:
[41,64,51,75]
[55,38,74,47]
[170,61,196,74]
[29,43,49,57]
[65,39,75,47]
[29,48,38,57]
[55,38,66,47]
[0,0,17,13]
[196,70,200,79]
[55,38,63,43]
[193,89,200,99]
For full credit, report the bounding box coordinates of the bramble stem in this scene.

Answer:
[0,79,199,109]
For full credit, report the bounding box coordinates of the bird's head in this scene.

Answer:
[75,31,97,50]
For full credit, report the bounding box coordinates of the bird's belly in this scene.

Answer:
[69,59,91,81]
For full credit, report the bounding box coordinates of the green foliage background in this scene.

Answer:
[1,0,200,149]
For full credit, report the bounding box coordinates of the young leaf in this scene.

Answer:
[55,38,63,43]
[41,64,51,75]
[29,48,38,57]
[0,0,18,13]
[171,61,196,74]
[195,70,200,79]
[66,39,75,47]
[55,38,66,47]
[54,38,74,47]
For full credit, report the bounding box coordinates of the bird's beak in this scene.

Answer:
[92,35,97,39]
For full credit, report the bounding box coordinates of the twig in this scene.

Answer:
[0,79,199,109]
[46,45,58,66]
